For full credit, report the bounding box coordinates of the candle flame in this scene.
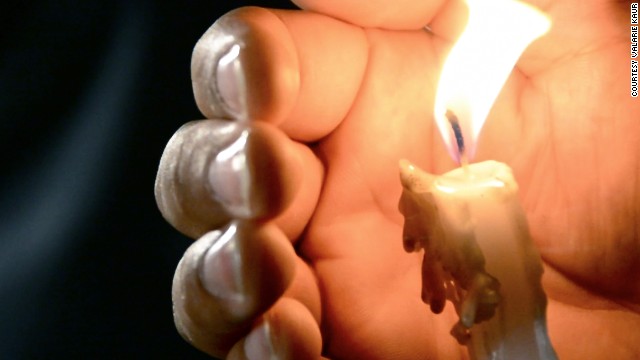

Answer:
[434,0,551,163]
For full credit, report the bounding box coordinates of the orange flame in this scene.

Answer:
[433,0,551,163]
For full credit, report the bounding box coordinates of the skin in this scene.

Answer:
[155,0,640,359]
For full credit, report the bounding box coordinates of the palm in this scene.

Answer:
[163,1,640,358]
[298,1,640,359]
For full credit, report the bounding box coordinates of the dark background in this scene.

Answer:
[0,0,294,358]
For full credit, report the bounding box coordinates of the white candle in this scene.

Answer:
[399,160,557,360]
[398,0,558,358]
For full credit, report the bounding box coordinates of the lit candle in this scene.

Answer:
[398,0,557,359]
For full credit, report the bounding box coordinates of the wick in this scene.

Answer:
[445,109,465,158]
[445,109,470,176]
[445,109,471,177]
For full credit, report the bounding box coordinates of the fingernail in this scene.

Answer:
[245,321,278,360]
[216,43,246,119]
[208,129,254,218]
[200,223,245,304]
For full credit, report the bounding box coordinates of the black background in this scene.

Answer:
[0,0,294,358]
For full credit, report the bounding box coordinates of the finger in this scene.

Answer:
[426,0,468,42]
[154,119,322,239]
[192,7,299,123]
[292,0,448,30]
[191,7,370,141]
[172,221,296,358]
[226,298,322,360]
[282,257,322,323]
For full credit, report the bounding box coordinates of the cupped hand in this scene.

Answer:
[155,0,640,359]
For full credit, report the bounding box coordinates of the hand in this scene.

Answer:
[155,0,640,359]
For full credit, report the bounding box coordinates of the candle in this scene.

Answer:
[400,160,557,359]
[398,0,557,359]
